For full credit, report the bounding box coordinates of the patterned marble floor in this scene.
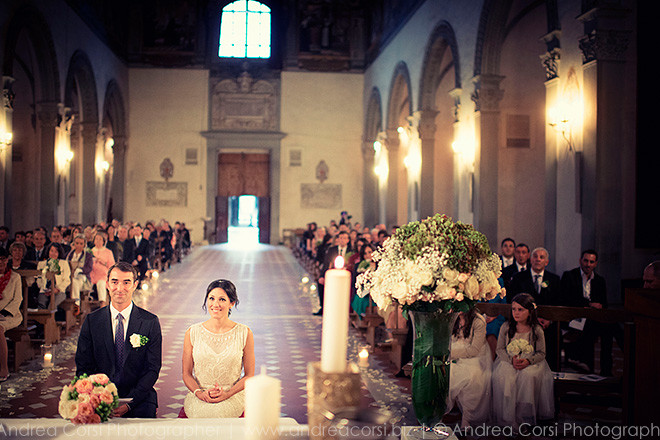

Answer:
[0,244,415,424]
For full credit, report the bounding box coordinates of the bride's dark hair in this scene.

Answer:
[202,279,239,314]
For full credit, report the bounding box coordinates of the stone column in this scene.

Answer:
[384,128,400,229]
[80,122,99,225]
[472,74,504,249]
[541,36,561,269]
[361,138,378,228]
[36,101,59,227]
[110,135,126,221]
[416,110,438,220]
[578,3,630,302]
[1,77,15,228]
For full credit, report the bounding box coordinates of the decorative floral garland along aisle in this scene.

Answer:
[356,214,505,434]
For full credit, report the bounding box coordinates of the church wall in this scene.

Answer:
[126,68,209,243]
[363,1,483,226]
[279,71,364,231]
[497,2,549,262]
[1,0,128,230]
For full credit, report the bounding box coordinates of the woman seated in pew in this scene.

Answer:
[447,308,492,427]
[66,235,93,311]
[351,242,376,317]
[0,247,23,381]
[36,243,71,309]
[9,242,36,271]
[90,231,115,307]
[492,293,554,428]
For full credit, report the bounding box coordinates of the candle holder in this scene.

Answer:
[41,344,54,368]
[307,361,361,440]
[357,343,371,368]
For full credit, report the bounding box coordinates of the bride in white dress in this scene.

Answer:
[492,293,554,427]
[447,309,492,427]
[182,279,255,417]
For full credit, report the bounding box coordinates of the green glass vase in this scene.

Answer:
[408,308,458,430]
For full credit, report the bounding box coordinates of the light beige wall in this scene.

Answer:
[280,71,364,232]
[126,68,209,242]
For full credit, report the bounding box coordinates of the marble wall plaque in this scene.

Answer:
[146,181,188,207]
[301,183,342,209]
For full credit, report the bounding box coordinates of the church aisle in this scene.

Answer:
[0,244,413,423]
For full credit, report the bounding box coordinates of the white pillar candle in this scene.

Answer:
[321,256,351,372]
[245,366,281,440]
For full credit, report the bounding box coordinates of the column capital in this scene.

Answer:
[577,4,631,63]
[35,101,60,128]
[413,110,439,141]
[540,47,561,81]
[384,128,400,152]
[471,74,505,112]
[2,76,15,110]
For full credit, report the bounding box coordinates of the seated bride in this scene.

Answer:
[182,279,255,417]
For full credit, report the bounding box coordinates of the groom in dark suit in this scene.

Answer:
[75,261,162,418]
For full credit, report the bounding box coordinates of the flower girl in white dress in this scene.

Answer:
[447,309,493,427]
[492,293,554,427]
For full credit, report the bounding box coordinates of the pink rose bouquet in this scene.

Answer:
[58,374,119,424]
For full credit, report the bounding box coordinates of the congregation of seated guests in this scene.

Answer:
[0,218,191,345]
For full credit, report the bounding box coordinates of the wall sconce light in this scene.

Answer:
[547,106,575,152]
[0,131,12,151]
[548,67,582,153]
[55,147,74,171]
[96,159,110,175]
[374,162,389,178]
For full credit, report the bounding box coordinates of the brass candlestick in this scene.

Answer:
[307,361,361,440]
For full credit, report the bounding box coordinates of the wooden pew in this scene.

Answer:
[5,270,39,370]
[26,269,60,345]
[476,302,634,424]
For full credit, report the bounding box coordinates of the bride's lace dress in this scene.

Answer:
[183,322,248,417]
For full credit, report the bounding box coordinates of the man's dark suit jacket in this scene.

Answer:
[560,268,607,307]
[502,262,527,292]
[25,246,47,263]
[508,268,562,305]
[75,304,162,417]
[123,237,151,278]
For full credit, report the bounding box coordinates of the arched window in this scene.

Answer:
[218,0,271,59]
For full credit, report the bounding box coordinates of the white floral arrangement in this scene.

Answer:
[506,338,534,359]
[356,214,505,313]
[129,333,149,348]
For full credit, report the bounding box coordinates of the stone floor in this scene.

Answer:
[0,243,627,438]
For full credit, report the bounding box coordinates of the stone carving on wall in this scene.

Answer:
[315,160,329,183]
[301,183,341,209]
[160,157,174,181]
[146,181,187,207]
[211,71,277,131]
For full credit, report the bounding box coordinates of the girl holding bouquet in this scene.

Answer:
[492,293,554,427]
[447,308,492,427]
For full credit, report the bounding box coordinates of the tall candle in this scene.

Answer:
[321,256,351,372]
[245,366,281,440]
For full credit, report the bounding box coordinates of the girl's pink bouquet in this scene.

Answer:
[58,373,119,424]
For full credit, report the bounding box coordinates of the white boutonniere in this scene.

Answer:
[541,281,549,289]
[129,333,149,348]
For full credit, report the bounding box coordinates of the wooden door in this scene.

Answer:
[216,153,270,244]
